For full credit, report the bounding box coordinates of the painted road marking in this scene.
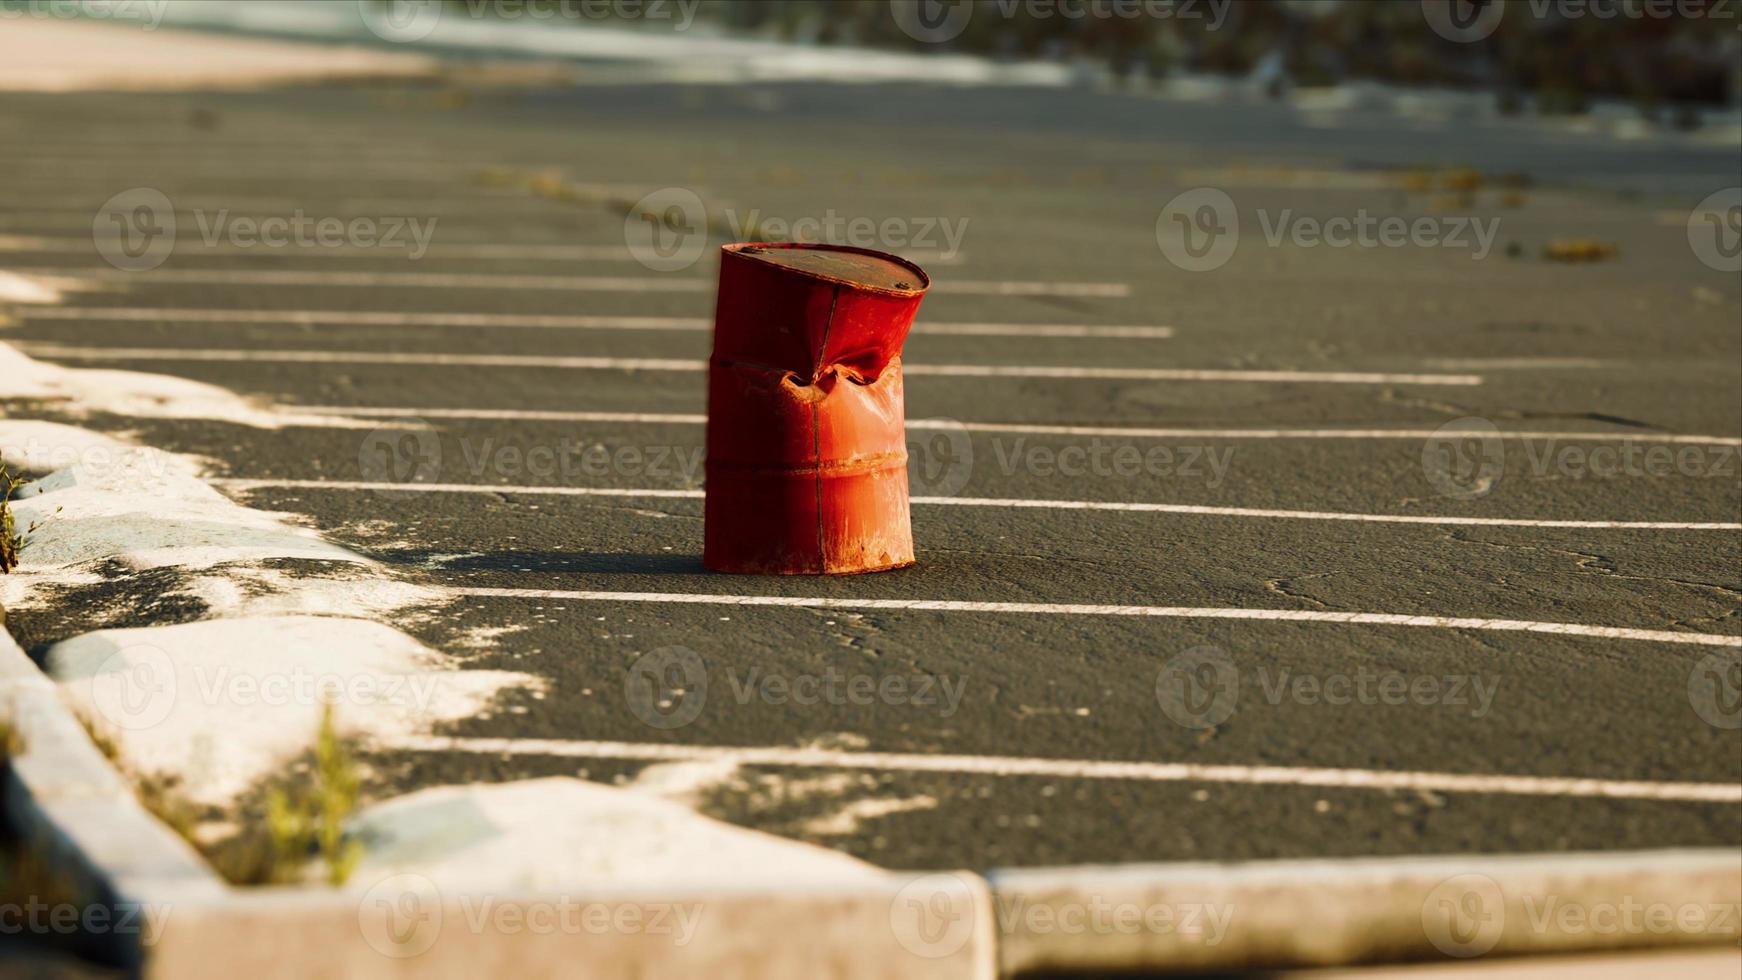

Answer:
[445,588,1742,647]
[380,735,1742,803]
[31,267,1127,298]
[19,346,1480,385]
[293,406,1742,446]
[17,307,1169,339]
[207,479,1739,530]
[0,235,970,265]
[0,237,671,262]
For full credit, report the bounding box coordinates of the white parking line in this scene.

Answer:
[3,163,483,180]
[31,268,1126,298]
[0,237,670,262]
[291,406,1742,446]
[207,479,1739,530]
[19,346,1480,385]
[381,735,1742,802]
[17,307,1171,339]
[448,588,1742,647]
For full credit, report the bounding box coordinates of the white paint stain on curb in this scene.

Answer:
[45,617,543,807]
[346,777,883,894]
[0,340,376,429]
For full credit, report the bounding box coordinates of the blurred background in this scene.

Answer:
[157,0,1742,119]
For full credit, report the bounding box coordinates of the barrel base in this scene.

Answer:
[703,460,915,576]
[701,555,916,577]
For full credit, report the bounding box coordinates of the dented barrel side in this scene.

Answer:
[703,243,930,575]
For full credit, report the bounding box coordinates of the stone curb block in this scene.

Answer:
[0,626,228,970]
[989,848,1742,975]
[143,876,998,980]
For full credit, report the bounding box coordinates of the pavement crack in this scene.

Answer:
[1265,573,1333,609]
[929,547,1107,568]
[1442,532,1742,598]
[1378,391,1662,430]
[582,501,702,522]
[807,608,883,656]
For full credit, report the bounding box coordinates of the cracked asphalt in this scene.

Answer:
[0,81,1738,871]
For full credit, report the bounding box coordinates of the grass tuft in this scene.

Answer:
[251,705,363,886]
[0,718,22,759]
[1,462,24,574]
[78,706,364,886]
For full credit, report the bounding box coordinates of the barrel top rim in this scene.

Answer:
[722,242,930,296]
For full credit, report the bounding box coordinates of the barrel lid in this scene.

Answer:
[726,243,928,295]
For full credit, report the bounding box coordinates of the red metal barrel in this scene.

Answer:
[703,243,931,575]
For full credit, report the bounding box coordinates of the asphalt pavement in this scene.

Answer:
[0,80,1737,872]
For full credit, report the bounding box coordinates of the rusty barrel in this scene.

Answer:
[703,243,931,575]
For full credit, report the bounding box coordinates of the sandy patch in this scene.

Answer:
[346,777,882,892]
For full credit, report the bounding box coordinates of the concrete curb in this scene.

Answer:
[145,877,996,980]
[5,616,1737,978]
[4,624,1000,979]
[989,849,1742,975]
[0,625,228,970]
